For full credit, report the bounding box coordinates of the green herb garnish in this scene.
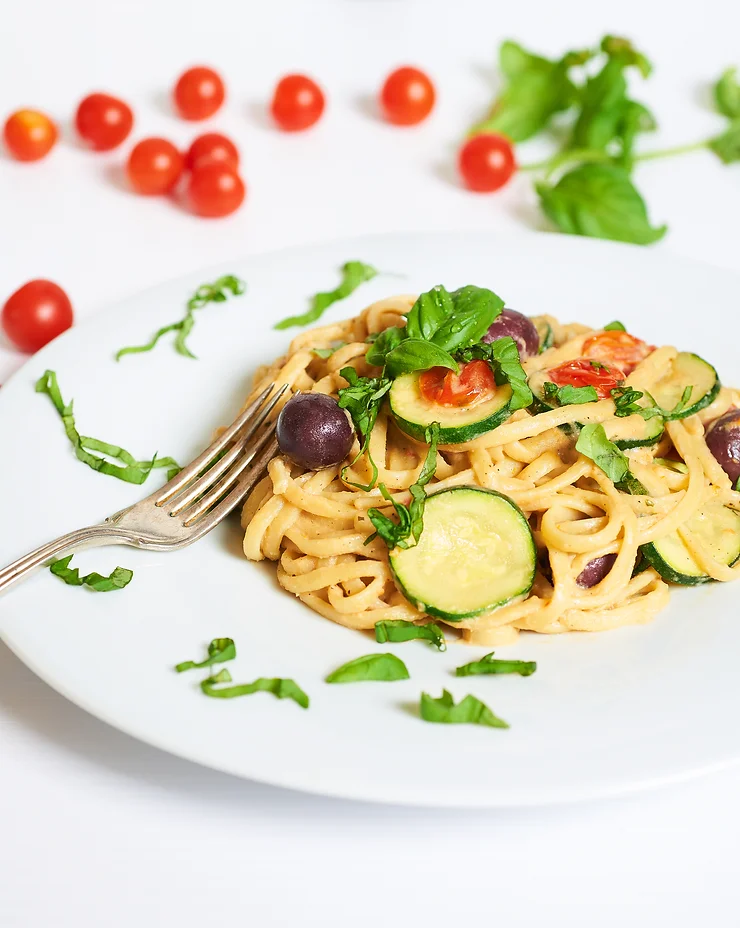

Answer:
[384,339,458,378]
[604,320,626,331]
[575,422,630,483]
[715,68,740,119]
[36,370,180,484]
[116,275,245,361]
[457,336,533,410]
[374,619,446,652]
[175,637,236,673]
[420,690,509,729]
[200,672,309,708]
[50,555,133,592]
[455,651,537,677]
[543,381,599,406]
[325,652,409,684]
[274,261,378,330]
[312,342,347,360]
[367,423,439,549]
[337,367,392,490]
[611,384,693,420]
[365,327,405,367]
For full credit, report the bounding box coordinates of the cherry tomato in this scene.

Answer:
[548,358,626,399]
[187,162,245,217]
[419,360,496,407]
[380,67,435,126]
[126,138,184,195]
[582,330,656,376]
[458,134,516,192]
[173,67,225,120]
[3,110,58,162]
[270,74,325,131]
[2,280,73,353]
[75,93,133,151]
[185,132,239,172]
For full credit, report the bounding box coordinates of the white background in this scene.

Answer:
[1,0,739,924]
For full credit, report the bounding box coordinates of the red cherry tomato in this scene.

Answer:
[582,330,656,376]
[75,93,133,151]
[173,67,225,121]
[2,280,73,353]
[380,67,435,126]
[548,358,626,399]
[3,110,58,162]
[458,134,516,192]
[419,360,496,407]
[184,132,239,172]
[187,162,245,217]
[270,74,325,131]
[126,138,184,195]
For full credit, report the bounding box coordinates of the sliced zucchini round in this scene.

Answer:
[640,498,740,585]
[648,351,720,418]
[389,373,512,444]
[604,414,664,450]
[389,486,536,621]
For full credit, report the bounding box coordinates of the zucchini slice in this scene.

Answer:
[389,373,512,444]
[528,369,664,449]
[389,487,536,621]
[648,351,720,418]
[640,498,740,585]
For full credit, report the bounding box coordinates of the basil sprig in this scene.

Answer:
[201,670,309,708]
[175,638,236,673]
[455,652,537,677]
[543,381,599,405]
[367,423,439,550]
[575,423,630,483]
[50,555,133,592]
[611,384,693,420]
[274,261,378,330]
[375,619,446,652]
[406,285,504,354]
[116,275,245,361]
[36,370,180,485]
[420,690,509,729]
[325,653,409,683]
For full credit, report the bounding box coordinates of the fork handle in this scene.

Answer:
[0,525,131,596]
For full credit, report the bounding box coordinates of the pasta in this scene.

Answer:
[241,295,740,647]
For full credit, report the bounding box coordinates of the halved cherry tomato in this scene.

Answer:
[548,358,625,399]
[582,330,656,376]
[2,279,73,353]
[270,75,325,131]
[173,67,225,121]
[185,132,239,171]
[3,110,58,161]
[75,93,133,151]
[419,360,496,407]
[380,67,435,125]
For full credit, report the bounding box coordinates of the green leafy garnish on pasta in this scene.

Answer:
[374,619,446,651]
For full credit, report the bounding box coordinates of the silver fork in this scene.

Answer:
[0,383,287,596]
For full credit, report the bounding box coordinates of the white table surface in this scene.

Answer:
[1,0,739,924]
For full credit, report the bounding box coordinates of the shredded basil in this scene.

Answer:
[200,672,309,708]
[455,652,537,677]
[543,381,599,405]
[274,261,378,330]
[420,690,509,729]
[603,320,626,331]
[374,619,446,652]
[50,555,133,592]
[312,342,347,360]
[36,370,180,484]
[337,367,392,490]
[575,422,630,483]
[325,653,410,683]
[175,638,236,673]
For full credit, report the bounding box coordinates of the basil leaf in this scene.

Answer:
[274,261,378,330]
[471,41,590,142]
[50,555,133,592]
[455,651,537,677]
[36,371,180,485]
[175,637,237,673]
[406,285,454,341]
[489,336,533,410]
[201,675,309,708]
[536,164,667,245]
[715,68,740,119]
[325,653,410,683]
[709,121,740,164]
[337,368,392,490]
[365,327,406,367]
[611,385,647,417]
[312,342,347,360]
[604,320,626,331]
[117,275,245,361]
[367,423,439,550]
[557,384,599,405]
[374,619,446,652]
[385,339,458,378]
[420,690,509,729]
[616,100,657,169]
[432,286,504,353]
[575,422,630,483]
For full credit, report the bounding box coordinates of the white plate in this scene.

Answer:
[1,231,738,808]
